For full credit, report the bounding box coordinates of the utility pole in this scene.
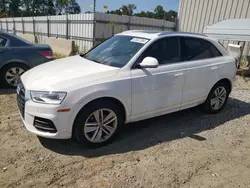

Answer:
[93,0,96,14]
[92,0,96,47]
[66,4,69,39]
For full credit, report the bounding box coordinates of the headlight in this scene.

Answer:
[30,91,67,105]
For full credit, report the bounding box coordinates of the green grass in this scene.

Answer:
[53,53,66,59]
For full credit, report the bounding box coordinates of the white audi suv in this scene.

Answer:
[17,31,237,147]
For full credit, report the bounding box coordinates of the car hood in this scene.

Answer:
[21,55,120,91]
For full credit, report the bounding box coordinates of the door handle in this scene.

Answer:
[175,73,184,77]
[211,66,218,70]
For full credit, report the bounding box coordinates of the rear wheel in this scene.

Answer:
[202,82,230,113]
[0,63,29,88]
[74,100,124,148]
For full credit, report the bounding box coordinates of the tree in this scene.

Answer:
[120,5,129,15]
[34,0,48,15]
[107,4,177,21]
[154,5,165,19]
[0,0,9,17]
[146,11,155,18]
[55,0,81,15]
[127,4,136,16]
[20,0,56,16]
[106,4,136,16]
[107,9,122,15]
[165,10,177,21]
[8,0,21,17]
[134,10,155,18]
[21,0,32,16]
[47,0,56,15]
[20,0,46,16]
[134,11,147,17]
[66,0,81,14]
[55,0,69,15]
[121,4,136,16]
[0,0,78,17]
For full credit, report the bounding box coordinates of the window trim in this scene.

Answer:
[210,43,223,57]
[0,36,9,48]
[131,36,224,70]
[132,36,181,69]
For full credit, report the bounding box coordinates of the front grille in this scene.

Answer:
[34,117,57,133]
[17,84,25,119]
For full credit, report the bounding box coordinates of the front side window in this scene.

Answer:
[139,37,180,65]
[83,35,149,68]
[0,37,7,47]
[181,37,222,61]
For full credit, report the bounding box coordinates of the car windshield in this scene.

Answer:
[83,35,149,68]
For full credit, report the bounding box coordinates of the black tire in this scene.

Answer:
[73,100,124,148]
[202,82,230,114]
[0,63,29,88]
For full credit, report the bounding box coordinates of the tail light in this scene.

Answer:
[38,51,53,59]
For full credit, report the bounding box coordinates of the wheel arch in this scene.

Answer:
[0,61,30,71]
[0,61,30,87]
[202,77,232,113]
[215,78,232,93]
[70,95,130,137]
[204,78,233,101]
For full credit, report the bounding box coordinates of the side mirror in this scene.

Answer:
[139,57,159,69]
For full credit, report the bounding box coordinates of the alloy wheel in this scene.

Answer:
[210,86,227,110]
[5,67,25,87]
[84,108,118,143]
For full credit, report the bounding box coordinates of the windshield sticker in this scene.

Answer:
[131,38,149,44]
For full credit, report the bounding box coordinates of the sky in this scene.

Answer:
[77,0,179,13]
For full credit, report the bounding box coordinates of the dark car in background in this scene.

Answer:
[0,31,53,88]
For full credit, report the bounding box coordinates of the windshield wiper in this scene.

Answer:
[90,59,100,64]
[80,53,87,57]
[82,55,100,64]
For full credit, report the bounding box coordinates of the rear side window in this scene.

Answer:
[0,37,7,47]
[210,44,222,57]
[139,37,180,65]
[181,37,222,61]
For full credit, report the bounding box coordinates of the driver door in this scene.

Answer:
[130,37,185,120]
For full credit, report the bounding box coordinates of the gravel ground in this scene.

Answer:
[0,76,250,188]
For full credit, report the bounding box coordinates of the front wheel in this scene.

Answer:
[74,100,124,148]
[202,82,230,113]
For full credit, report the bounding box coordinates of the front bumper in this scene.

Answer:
[18,99,72,139]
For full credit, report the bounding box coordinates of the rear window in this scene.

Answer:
[181,37,222,61]
[12,35,32,45]
[3,33,32,46]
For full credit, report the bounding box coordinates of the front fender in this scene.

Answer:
[68,91,131,134]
